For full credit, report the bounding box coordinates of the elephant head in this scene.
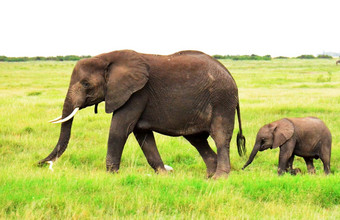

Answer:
[242,119,294,169]
[38,50,149,165]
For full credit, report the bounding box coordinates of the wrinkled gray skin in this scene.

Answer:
[336,60,340,65]
[38,50,246,179]
[243,117,331,175]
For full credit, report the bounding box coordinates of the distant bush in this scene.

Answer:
[317,55,333,59]
[274,56,289,59]
[212,55,227,59]
[0,55,91,62]
[213,54,271,60]
[296,55,315,59]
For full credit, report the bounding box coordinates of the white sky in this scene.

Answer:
[1,0,339,57]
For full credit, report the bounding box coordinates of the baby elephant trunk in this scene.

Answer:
[242,143,260,170]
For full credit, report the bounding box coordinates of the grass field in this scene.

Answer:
[0,58,339,219]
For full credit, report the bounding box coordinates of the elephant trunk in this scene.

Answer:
[38,99,75,165]
[242,142,261,170]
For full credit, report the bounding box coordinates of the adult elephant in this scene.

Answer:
[38,50,246,179]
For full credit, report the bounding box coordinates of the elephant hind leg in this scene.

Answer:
[320,155,331,175]
[320,140,331,175]
[184,132,217,178]
[322,161,331,175]
[134,129,166,173]
[209,111,235,179]
[303,157,316,174]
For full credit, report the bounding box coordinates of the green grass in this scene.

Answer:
[0,59,340,219]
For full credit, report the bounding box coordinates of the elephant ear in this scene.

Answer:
[98,50,149,113]
[272,119,294,148]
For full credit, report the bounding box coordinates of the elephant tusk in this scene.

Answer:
[52,107,79,124]
[48,116,62,123]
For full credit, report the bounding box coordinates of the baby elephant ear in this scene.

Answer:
[272,119,294,148]
[101,50,149,113]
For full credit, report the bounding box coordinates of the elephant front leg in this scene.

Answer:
[287,154,294,174]
[106,113,136,172]
[277,154,288,176]
[277,140,296,175]
[106,91,148,173]
[287,155,301,175]
[134,129,166,173]
[106,130,128,172]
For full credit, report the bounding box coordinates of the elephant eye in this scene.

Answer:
[81,81,91,88]
[260,138,265,145]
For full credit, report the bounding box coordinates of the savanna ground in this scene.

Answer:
[0,58,339,219]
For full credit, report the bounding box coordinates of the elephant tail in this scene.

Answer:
[236,103,246,156]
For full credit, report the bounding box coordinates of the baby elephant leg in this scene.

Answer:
[278,140,296,175]
[287,155,301,175]
[320,156,331,175]
[320,141,331,175]
[303,157,316,174]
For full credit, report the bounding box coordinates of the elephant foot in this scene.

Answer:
[289,168,301,175]
[277,168,285,176]
[153,164,172,174]
[37,160,49,167]
[156,170,169,176]
[206,166,217,178]
[212,170,229,180]
[308,168,316,174]
[206,164,217,178]
[294,168,302,175]
[37,157,57,167]
[206,170,215,179]
[106,164,120,173]
[155,167,168,175]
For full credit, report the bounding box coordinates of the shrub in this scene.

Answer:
[317,55,333,59]
[296,55,315,59]
[212,55,226,59]
[0,55,91,62]
[213,54,271,60]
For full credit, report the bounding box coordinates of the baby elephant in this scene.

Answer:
[243,117,332,175]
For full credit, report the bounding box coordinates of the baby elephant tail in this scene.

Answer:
[236,103,246,156]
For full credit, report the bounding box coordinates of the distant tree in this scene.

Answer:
[0,55,91,62]
[274,56,289,59]
[0,56,7,61]
[317,55,333,59]
[297,55,315,59]
[213,55,224,59]
[213,54,271,60]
